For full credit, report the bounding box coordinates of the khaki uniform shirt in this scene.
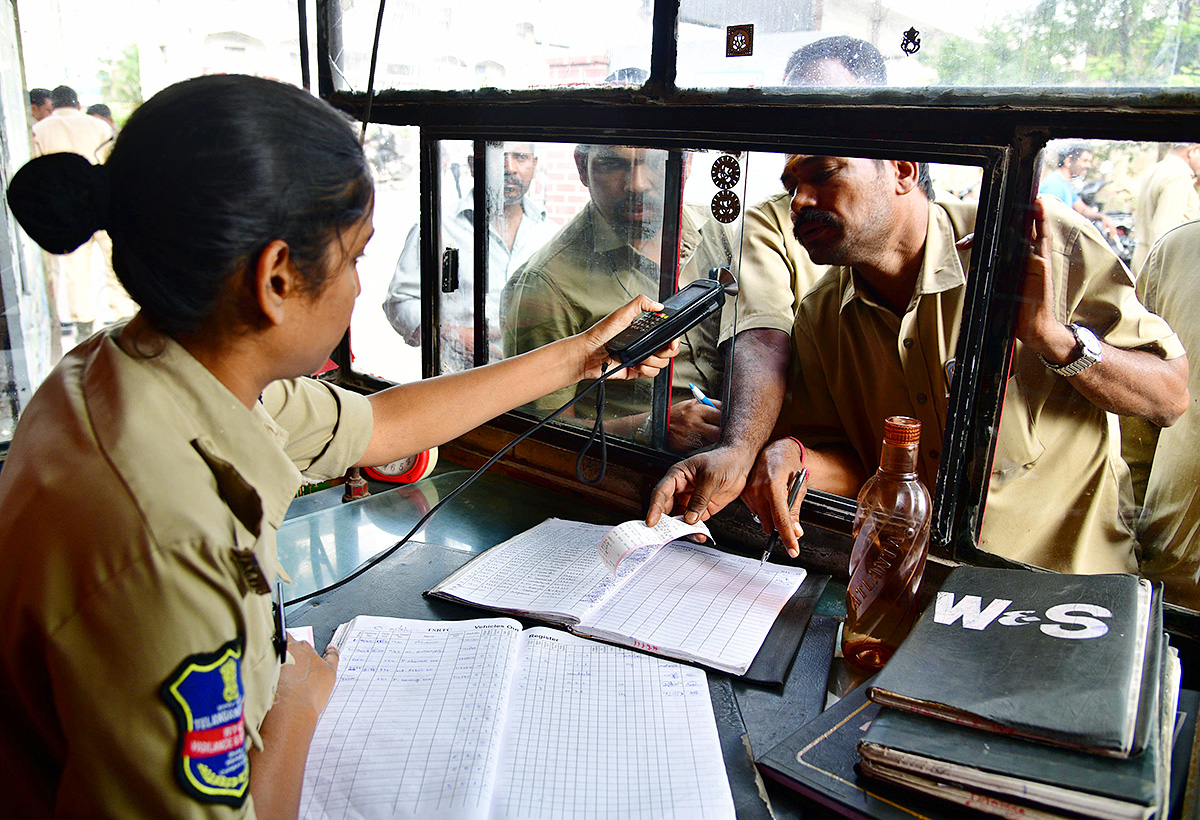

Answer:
[719,191,830,343]
[501,202,731,416]
[0,325,372,819]
[1128,223,1200,607]
[31,106,114,163]
[1132,153,1199,274]
[783,197,1184,574]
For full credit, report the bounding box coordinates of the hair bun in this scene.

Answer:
[6,153,110,254]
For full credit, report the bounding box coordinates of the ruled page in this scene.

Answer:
[428,519,652,623]
[299,617,523,820]
[576,541,807,675]
[492,629,735,820]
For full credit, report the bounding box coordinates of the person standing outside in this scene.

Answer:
[382,142,560,369]
[29,88,53,122]
[1131,143,1200,273]
[31,84,117,339]
[1038,143,1119,239]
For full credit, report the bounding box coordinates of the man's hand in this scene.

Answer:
[646,444,758,526]
[667,398,722,453]
[743,438,808,557]
[1016,198,1079,364]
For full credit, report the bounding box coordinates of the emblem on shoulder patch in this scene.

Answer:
[161,637,249,806]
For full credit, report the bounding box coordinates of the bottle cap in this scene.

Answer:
[883,416,921,446]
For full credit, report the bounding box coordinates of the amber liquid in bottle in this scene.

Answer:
[842,416,931,671]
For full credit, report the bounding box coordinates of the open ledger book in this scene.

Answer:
[427,517,809,675]
[299,617,735,820]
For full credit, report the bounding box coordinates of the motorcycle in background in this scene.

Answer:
[1078,179,1136,266]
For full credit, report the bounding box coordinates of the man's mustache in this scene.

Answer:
[791,208,841,242]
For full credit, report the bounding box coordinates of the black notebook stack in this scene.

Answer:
[760,567,1184,820]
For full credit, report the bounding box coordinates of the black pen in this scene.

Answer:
[273,581,288,663]
[761,468,808,565]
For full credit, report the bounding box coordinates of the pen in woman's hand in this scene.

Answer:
[761,468,808,565]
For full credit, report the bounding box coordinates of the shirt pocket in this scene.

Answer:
[991,364,1047,486]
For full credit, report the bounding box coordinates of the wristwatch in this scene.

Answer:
[1041,323,1103,377]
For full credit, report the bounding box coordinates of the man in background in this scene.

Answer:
[1124,222,1200,608]
[1131,143,1200,272]
[31,85,117,339]
[501,144,730,453]
[1039,143,1118,239]
[29,88,52,122]
[86,103,115,131]
[382,141,559,370]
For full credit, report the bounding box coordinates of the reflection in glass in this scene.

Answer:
[677,0,1200,90]
[331,0,652,92]
[978,140,1191,587]
[379,140,560,375]
[500,145,734,453]
[348,123,422,385]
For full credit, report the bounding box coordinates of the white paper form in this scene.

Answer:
[578,541,807,675]
[300,618,523,820]
[492,629,735,820]
[597,516,712,572]
[430,519,649,623]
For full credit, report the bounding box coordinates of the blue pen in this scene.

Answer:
[689,382,717,408]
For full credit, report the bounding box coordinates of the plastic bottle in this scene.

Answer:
[842,416,931,671]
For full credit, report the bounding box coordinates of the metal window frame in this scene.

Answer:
[309,1,1200,627]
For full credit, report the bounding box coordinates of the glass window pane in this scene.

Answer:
[498,143,737,454]
[329,0,652,92]
[979,138,1199,611]
[352,123,422,384]
[677,0,1200,89]
[743,151,978,545]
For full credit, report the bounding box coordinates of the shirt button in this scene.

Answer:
[930,449,940,460]
[903,338,914,348]
[916,393,928,404]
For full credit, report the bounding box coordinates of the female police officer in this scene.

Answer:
[0,74,674,819]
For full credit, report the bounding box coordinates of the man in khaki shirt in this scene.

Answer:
[653,155,1188,574]
[673,38,880,511]
[32,85,119,337]
[1123,222,1200,607]
[502,145,731,452]
[0,324,373,818]
[1131,143,1200,273]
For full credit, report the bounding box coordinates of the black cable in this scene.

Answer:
[358,0,386,146]
[575,366,609,485]
[285,363,620,607]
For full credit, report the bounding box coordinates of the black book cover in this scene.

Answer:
[756,680,964,820]
[869,567,1155,757]
[858,707,1160,818]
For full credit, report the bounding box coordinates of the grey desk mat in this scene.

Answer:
[289,540,782,820]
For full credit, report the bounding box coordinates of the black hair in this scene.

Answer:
[50,85,78,108]
[1057,142,1092,167]
[29,88,51,106]
[86,103,112,119]
[783,36,887,86]
[8,75,372,337]
[916,162,935,199]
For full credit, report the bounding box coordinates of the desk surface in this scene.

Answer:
[280,468,852,819]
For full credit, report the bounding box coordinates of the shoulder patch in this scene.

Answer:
[160,637,249,807]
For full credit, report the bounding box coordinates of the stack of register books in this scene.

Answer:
[855,567,1180,820]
